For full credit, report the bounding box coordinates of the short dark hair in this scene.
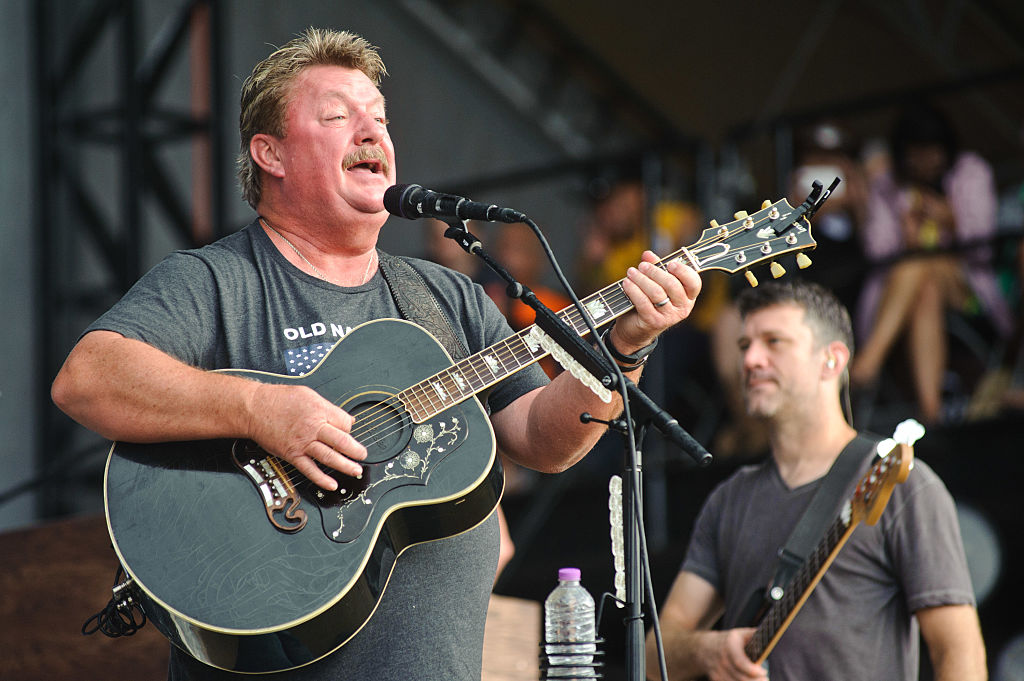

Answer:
[736,279,854,355]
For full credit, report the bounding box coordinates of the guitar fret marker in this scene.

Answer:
[451,371,467,392]
[483,355,500,375]
[431,381,449,402]
[586,299,608,320]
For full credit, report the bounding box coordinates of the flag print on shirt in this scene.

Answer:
[285,343,333,376]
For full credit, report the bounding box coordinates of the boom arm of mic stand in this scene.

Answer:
[624,380,711,466]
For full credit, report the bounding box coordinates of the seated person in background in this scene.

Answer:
[647,279,985,681]
[851,101,1013,424]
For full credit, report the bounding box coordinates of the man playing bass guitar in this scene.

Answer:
[646,280,985,681]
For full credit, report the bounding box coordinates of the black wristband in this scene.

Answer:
[600,326,658,370]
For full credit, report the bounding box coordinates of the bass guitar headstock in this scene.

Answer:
[850,419,922,526]
[850,442,913,527]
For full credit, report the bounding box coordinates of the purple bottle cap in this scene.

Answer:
[558,567,581,581]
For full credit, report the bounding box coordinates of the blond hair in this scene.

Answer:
[236,28,387,208]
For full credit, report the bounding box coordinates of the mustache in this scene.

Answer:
[745,369,776,385]
[342,146,390,174]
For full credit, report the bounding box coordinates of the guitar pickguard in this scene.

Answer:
[313,408,469,543]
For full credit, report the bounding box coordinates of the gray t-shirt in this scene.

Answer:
[681,443,975,681]
[87,221,549,681]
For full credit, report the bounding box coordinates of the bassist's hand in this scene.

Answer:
[246,382,367,490]
[704,628,769,681]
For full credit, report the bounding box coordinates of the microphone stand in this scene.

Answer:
[440,219,711,681]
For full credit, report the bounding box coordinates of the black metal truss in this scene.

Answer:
[32,0,227,519]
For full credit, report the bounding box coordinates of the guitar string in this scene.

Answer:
[347,326,545,443]
[344,331,538,443]
[269,331,550,490]
[344,209,801,443]
[747,508,851,657]
[272,220,806,486]
[749,455,900,655]
[265,331,546,493]
[348,207,806,440]
[279,225,805,487]
[747,519,839,656]
[278,226,805,488]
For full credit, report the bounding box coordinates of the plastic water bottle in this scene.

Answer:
[544,567,596,677]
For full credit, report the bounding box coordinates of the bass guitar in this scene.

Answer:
[105,190,825,673]
[744,423,920,665]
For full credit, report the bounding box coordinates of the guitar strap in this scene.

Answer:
[737,432,879,626]
[377,252,471,361]
[768,432,879,595]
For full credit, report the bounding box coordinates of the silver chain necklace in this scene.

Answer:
[260,216,376,286]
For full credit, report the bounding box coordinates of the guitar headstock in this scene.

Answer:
[682,179,840,286]
[850,441,914,527]
[687,198,816,285]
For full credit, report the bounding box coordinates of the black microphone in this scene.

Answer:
[383,183,526,223]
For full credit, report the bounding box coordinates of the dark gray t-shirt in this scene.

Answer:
[682,444,975,681]
[87,221,549,681]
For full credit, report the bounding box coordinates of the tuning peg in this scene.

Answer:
[709,219,720,228]
[761,199,772,209]
[734,210,748,220]
[796,253,812,269]
[770,262,786,278]
[745,270,759,287]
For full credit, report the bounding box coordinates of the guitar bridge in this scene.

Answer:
[231,440,308,533]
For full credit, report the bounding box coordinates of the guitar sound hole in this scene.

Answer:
[346,393,412,465]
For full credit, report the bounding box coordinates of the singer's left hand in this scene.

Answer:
[612,250,701,353]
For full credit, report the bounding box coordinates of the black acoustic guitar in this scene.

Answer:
[105,194,821,673]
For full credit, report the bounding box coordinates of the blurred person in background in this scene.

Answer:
[850,102,1013,424]
[648,280,985,681]
[577,172,649,292]
[787,120,869,313]
[482,222,570,379]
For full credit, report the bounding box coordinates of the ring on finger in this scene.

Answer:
[654,297,671,308]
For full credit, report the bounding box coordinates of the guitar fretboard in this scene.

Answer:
[742,446,907,664]
[744,511,855,662]
[397,263,659,422]
[395,198,815,423]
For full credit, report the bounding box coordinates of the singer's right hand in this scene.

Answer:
[246,382,367,490]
